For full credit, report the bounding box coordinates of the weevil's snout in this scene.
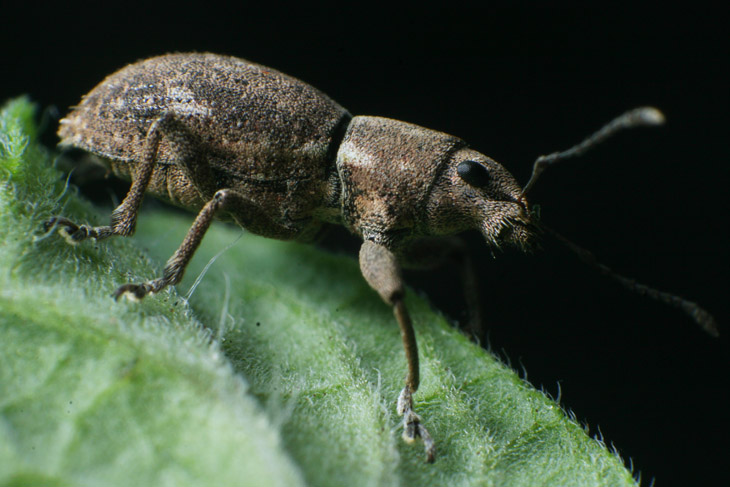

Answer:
[480,213,536,251]
[478,191,535,251]
[425,148,534,249]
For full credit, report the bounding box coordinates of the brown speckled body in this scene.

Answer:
[51,60,711,463]
[53,52,535,463]
[60,52,351,240]
[59,52,529,248]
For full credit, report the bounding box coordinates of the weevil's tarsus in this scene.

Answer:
[398,385,435,463]
[521,107,665,197]
[418,422,436,463]
[545,225,719,336]
[43,216,99,244]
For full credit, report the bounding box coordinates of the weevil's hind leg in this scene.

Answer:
[400,236,484,343]
[45,115,175,242]
[359,240,435,463]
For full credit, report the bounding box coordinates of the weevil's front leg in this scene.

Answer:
[113,189,291,300]
[359,240,435,462]
[45,115,172,242]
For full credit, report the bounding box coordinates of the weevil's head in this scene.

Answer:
[425,148,535,250]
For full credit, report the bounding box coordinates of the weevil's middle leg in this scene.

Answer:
[113,189,227,300]
[114,189,272,300]
[359,240,435,462]
[400,236,484,343]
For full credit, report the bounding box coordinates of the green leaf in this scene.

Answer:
[0,97,638,487]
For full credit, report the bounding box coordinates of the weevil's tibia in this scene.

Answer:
[521,107,665,197]
[545,226,719,336]
[359,240,435,462]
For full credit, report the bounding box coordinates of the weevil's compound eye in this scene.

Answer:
[457,160,491,188]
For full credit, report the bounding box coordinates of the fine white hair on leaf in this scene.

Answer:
[53,164,76,203]
[217,272,231,342]
[186,230,244,301]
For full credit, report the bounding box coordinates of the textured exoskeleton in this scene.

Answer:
[53,53,532,461]
[52,52,712,463]
[58,53,531,248]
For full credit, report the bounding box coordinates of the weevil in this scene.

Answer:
[47,52,718,462]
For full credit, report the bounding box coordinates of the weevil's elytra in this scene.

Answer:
[59,54,353,240]
[49,52,717,463]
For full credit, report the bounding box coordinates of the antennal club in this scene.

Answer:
[521,107,665,196]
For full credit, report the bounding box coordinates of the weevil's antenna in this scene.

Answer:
[521,107,665,197]
[542,225,719,337]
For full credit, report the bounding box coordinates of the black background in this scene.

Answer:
[3,4,727,486]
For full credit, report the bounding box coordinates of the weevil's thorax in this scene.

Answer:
[335,116,465,246]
